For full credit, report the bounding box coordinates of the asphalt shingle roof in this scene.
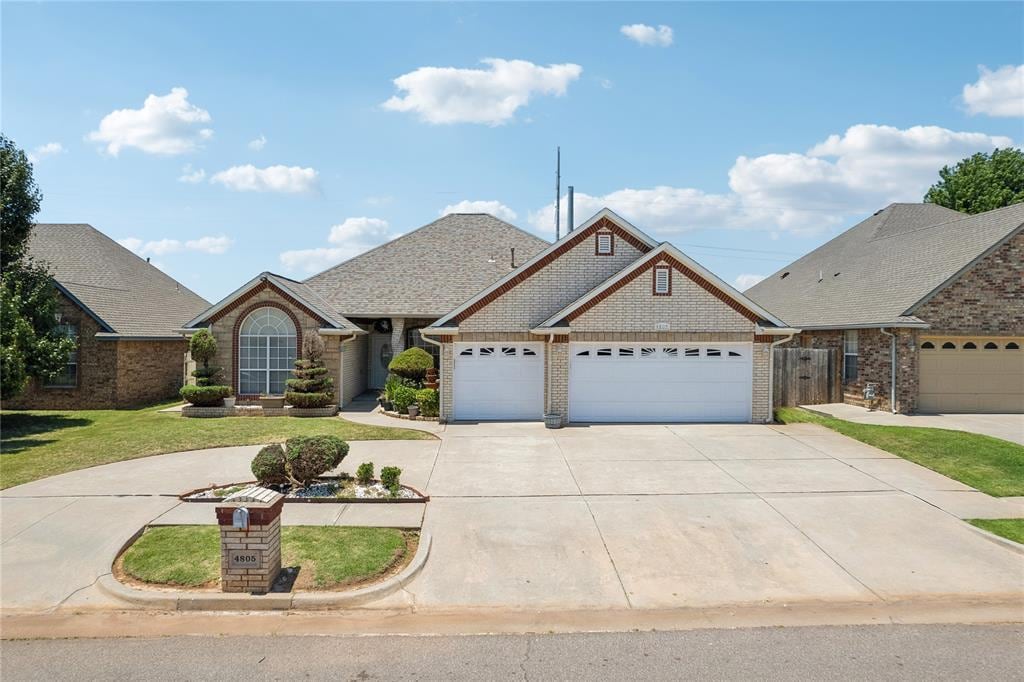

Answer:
[28,224,211,337]
[745,203,1024,328]
[304,213,550,318]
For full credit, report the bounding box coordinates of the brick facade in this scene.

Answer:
[6,293,188,409]
[913,232,1024,336]
[788,232,1022,414]
[438,217,773,424]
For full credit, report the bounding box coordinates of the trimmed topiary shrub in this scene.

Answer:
[180,384,231,406]
[387,347,433,387]
[283,435,349,486]
[391,385,417,413]
[415,388,439,417]
[356,461,374,485]
[285,333,334,409]
[251,444,287,485]
[188,329,223,387]
[380,466,402,494]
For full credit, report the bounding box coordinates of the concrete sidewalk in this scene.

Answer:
[802,403,1024,445]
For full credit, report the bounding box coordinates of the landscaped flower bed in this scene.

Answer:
[182,475,428,503]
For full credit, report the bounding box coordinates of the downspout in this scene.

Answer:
[879,328,897,413]
[767,332,796,422]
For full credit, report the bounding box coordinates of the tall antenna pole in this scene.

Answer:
[555,146,561,240]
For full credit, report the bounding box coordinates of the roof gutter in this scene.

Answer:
[318,327,367,336]
[530,327,571,335]
[420,327,459,336]
[793,322,930,331]
[754,325,802,335]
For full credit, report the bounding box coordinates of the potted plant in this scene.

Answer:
[544,412,563,429]
[407,403,420,418]
[223,394,236,408]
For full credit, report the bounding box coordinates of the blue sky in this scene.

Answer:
[4,1,1022,302]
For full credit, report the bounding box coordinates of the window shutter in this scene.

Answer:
[654,267,670,294]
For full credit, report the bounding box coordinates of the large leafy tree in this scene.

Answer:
[924,147,1024,214]
[1,134,75,399]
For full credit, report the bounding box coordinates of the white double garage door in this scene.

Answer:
[453,342,753,423]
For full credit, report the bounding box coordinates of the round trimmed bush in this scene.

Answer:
[180,384,231,406]
[251,444,287,485]
[283,435,349,486]
[387,347,434,385]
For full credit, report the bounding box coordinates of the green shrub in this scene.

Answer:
[190,366,222,387]
[391,385,417,413]
[384,373,415,401]
[284,435,349,486]
[284,391,334,408]
[415,388,439,417]
[285,334,334,408]
[180,384,231,406]
[189,329,217,366]
[380,465,402,493]
[387,347,433,386]
[356,461,374,485]
[251,444,287,485]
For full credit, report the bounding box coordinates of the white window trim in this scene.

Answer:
[238,308,297,395]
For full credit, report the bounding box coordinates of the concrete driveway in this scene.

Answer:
[2,422,1022,614]
[804,403,1024,445]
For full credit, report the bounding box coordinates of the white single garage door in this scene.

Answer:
[569,343,753,423]
[453,343,544,420]
[919,338,1024,413]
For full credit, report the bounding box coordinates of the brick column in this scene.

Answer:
[546,341,569,425]
[439,341,454,422]
[390,317,406,355]
[215,486,284,594]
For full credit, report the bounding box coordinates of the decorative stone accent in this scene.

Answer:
[215,486,283,594]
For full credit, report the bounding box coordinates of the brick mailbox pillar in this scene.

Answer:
[215,486,284,594]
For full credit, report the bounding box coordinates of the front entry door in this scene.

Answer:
[369,334,393,389]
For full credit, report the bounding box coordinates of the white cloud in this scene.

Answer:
[178,164,206,183]
[962,64,1024,117]
[733,274,765,291]
[620,24,674,47]
[87,87,213,155]
[382,58,582,125]
[599,78,614,90]
[185,235,233,254]
[280,218,396,275]
[27,142,65,163]
[531,124,1013,235]
[210,164,319,194]
[440,200,517,222]
[248,134,267,151]
[118,235,233,257]
[328,217,391,245]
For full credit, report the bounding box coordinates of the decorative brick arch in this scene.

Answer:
[231,301,304,399]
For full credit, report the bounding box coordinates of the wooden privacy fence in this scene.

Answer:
[772,348,840,407]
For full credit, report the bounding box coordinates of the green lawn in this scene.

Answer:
[0,402,435,489]
[775,407,1024,497]
[121,525,412,589]
[967,519,1024,545]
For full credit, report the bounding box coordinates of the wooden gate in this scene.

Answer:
[772,348,839,407]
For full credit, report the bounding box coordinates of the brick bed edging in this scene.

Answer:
[97,531,432,611]
[380,409,440,422]
[179,478,430,503]
[181,405,339,418]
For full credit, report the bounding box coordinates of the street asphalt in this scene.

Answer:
[2,624,1022,680]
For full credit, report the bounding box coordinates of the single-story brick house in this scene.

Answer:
[182,209,795,424]
[180,214,550,406]
[745,202,1024,414]
[6,224,211,409]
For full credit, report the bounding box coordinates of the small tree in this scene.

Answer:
[924,148,1024,214]
[188,329,220,386]
[285,333,334,408]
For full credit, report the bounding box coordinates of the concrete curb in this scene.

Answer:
[963,523,1024,555]
[97,532,431,611]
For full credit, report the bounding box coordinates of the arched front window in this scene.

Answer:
[239,307,296,395]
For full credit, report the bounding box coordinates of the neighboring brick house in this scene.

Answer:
[746,203,1024,414]
[425,209,793,425]
[6,224,210,409]
[180,214,549,405]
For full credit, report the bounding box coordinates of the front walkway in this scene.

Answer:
[803,403,1024,445]
[1,421,1021,615]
